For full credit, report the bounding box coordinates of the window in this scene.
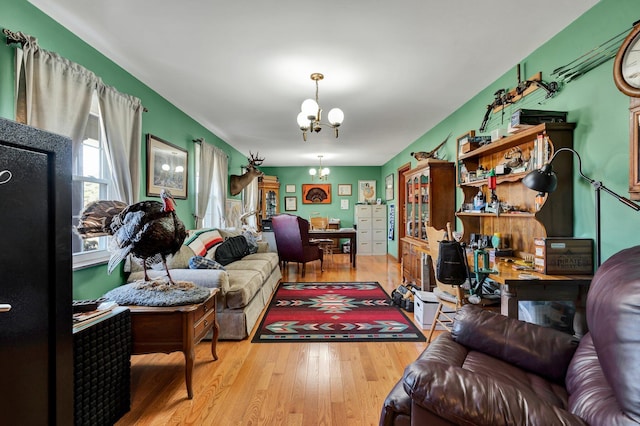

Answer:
[72,93,116,269]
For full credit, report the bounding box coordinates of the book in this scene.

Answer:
[73,301,118,328]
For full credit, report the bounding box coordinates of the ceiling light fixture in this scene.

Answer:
[296,73,344,141]
[309,155,330,181]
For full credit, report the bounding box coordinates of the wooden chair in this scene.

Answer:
[426,223,499,343]
[426,225,465,343]
[272,214,323,276]
[309,216,334,262]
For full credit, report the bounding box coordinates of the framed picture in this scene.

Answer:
[284,196,297,211]
[358,180,376,203]
[146,134,188,199]
[302,183,331,204]
[385,173,394,201]
[338,184,352,196]
[285,184,296,193]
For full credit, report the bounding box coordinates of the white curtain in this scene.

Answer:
[243,177,259,230]
[98,85,143,203]
[14,33,142,204]
[195,141,228,229]
[15,33,96,155]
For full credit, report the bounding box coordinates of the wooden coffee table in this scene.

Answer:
[126,288,219,399]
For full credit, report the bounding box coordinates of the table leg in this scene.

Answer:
[210,318,219,361]
[184,347,195,399]
[500,284,519,318]
[351,235,357,267]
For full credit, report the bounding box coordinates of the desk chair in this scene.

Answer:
[309,216,334,262]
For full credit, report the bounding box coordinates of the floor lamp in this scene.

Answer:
[522,147,640,268]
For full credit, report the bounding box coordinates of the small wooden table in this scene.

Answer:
[126,288,219,399]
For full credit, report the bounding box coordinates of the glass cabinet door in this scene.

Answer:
[265,190,277,218]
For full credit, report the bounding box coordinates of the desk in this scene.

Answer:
[487,259,592,338]
[309,228,357,267]
[126,288,219,399]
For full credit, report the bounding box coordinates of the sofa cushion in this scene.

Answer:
[225,253,278,280]
[225,269,264,309]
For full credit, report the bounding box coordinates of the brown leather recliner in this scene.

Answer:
[380,245,640,425]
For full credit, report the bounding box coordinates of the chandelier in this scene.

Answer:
[309,155,330,181]
[296,73,344,141]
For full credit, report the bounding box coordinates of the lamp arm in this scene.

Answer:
[549,147,640,211]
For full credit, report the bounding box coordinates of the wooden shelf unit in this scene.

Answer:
[456,122,576,257]
[401,159,456,288]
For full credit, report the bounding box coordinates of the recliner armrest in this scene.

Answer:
[452,305,579,383]
[403,360,587,426]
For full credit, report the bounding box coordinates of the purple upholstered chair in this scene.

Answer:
[271,214,323,277]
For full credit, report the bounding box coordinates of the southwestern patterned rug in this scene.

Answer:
[252,282,426,343]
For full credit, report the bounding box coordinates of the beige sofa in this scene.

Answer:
[126,228,281,340]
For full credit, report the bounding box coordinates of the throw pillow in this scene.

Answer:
[189,256,226,270]
[215,235,251,266]
[243,230,259,254]
[184,228,223,257]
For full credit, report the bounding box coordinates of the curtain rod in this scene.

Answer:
[2,27,149,113]
[3,28,26,46]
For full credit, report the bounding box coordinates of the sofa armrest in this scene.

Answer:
[127,269,230,294]
[403,360,587,426]
[452,305,579,383]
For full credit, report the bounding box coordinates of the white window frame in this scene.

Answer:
[72,93,115,270]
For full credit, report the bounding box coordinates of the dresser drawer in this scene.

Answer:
[194,308,216,342]
[193,291,216,322]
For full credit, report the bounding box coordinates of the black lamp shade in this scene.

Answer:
[522,163,558,193]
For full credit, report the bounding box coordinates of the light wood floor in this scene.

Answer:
[116,254,434,426]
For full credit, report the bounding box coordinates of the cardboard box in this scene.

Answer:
[413,291,451,330]
[533,237,593,275]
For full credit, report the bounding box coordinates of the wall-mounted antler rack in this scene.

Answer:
[480,64,558,132]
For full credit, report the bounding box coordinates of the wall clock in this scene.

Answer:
[614,20,640,97]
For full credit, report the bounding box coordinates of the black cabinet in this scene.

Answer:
[0,118,73,424]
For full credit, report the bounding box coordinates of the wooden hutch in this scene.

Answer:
[400,159,456,288]
[258,175,279,231]
[456,122,576,257]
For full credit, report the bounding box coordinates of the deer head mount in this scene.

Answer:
[229,152,265,196]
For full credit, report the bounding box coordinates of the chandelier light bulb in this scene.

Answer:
[297,112,310,130]
[309,168,317,176]
[322,168,330,176]
[327,108,344,126]
[301,98,318,120]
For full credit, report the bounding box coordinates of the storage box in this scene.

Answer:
[533,237,593,275]
[413,291,451,330]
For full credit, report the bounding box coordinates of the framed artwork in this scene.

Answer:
[302,183,332,204]
[284,196,297,211]
[338,184,352,196]
[146,134,188,199]
[358,180,376,203]
[385,173,394,201]
[285,184,296,193]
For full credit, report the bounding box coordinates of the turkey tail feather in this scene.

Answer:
[75,200,127,238]
[107,247,130,275]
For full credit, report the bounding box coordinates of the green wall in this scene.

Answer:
[3,0,639,298]
[260,166,382,228]
[1,0,247,298]
[378,0,640,262]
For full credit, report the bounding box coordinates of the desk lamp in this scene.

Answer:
[522,147,639,267]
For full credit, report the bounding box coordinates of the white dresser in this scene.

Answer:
[354,204,387,255]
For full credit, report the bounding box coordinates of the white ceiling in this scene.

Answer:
[28,0,598,167]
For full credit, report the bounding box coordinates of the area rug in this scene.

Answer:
[252,282,426,343]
